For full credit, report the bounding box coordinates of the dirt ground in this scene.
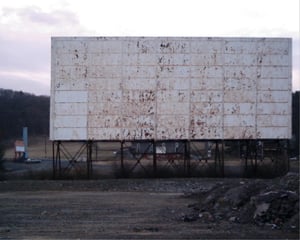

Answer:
[0,177,299,240]
[1,138,299,239]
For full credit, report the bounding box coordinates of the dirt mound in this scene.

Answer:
[183,172,299,232]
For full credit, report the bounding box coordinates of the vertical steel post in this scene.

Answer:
[184,140,190,176]
[95,142,98,162]
[214,140,224,177]
[214,140,219,176]
[254,140,258,175]
[153,140,157,176]
[44,135,47,159]
[52,141,56,179]
[286,139,290,172]
[221,140,224,177]
[121,141,124,175]
[58,141,61,177]
[245,140,249,176]
[87,141,93,179]
[52,141,61,179]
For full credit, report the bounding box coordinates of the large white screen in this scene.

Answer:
[50,37,292,140]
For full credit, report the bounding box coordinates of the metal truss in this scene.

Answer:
[52,139,289,179]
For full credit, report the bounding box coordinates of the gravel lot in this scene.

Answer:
[0,174,299,239]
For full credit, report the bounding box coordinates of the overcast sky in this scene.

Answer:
[0,0,299,95]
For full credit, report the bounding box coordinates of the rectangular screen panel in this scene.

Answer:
[50,37,292,140]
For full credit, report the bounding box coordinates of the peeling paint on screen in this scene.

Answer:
[50,37,292,140]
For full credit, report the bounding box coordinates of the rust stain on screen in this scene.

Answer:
[50,37,292,141]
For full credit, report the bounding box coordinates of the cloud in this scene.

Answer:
[0,6,83,34]
[0,5,85,73]
[0,5,89,95]
[18,6,79,27]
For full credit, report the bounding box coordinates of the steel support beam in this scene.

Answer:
[214,140,224,177]
[52,141,94,179]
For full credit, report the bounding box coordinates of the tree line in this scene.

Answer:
[0,88,49,141]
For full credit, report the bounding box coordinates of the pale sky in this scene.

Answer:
[0,0,299,95]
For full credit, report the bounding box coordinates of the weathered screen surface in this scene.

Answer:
[50,37,292,140]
